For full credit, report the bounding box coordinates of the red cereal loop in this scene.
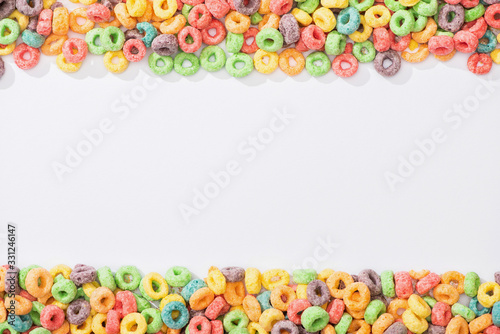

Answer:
[123,38,146,62]
[241,27,259,53]
[390,32,411,52]
[431,302,452,327]
[177,0,184,10]
[211,320,224,334]
[326,299,345,324]
[301,25,326,50]
[467,53,492,75]
[13,44,41,70]
[415,272,441,294]
[288,299,312,325]
[178,26,203,53]
[295,28,310,52]
[188,4,213,29]
[344,42,352,54]
[332,53,358,77]
[201,19,227,45]
[205,0,230,18]
[460,0,479,8]
[205,296,230,320]
[106,310,120,334]
[87,3,111,23]
[40,305,65,331]
[484,4,500,28]
[269,0,293,15]
[182,0,204,7]
[227,0,236,10]
[62,38,88,63]
[36,9,53,36]
[19,290,36,302]
[189,316,212,334]
[373,27,391,52]
[394,272,413,299]
[453,30,479,53]
[485,326,500,334]
[461,18,488,39]
[114,291,137,318]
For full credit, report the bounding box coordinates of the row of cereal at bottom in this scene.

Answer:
[0,265,500,334]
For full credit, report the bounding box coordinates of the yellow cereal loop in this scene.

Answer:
[70,316,92,334]
[83,281,100,297]
[153,0,177,20]
[114,3,137,29]
[43,0,57,8]
[245,268,262,295]
[399,0,419,7]
[402,309,428,334]
[127,0,148,17]
[9,10,29,31]
[491,49,500,64]
[160,15,186,34]
[0,43,15,56]
[313,7,336,32]
[401,43,429,63]
[321,0,348,9]
[291,8,312,26]
[349,15,372,42]
[230,305,245,312]
[408,39,418,51]
[50,300,69,310]
[477,282,500,308]
[142,272,169,300]
[248,322,267,334]
[408,295,431,318]
[261,269,290,291]
[365,5,390,27]
[296,284,308,299]
[160,294,186,310]
[254,49,279,74]
[207,266,227,295]
[121,313,147,334]
[318,269,334,282]
[50,265,72,280]
[259,308,285,332]
[103,51,129,73]
[91,313,107,334]
[79,0,97,5]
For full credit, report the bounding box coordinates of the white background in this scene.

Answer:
[1,52,500,279]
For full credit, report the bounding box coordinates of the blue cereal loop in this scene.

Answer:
[336,7,360,35]
[136,22,157,48]
[161,301,189,329]
[180,278,207,301]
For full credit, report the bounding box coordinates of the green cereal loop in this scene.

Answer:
[292,269,317,284]
[410,9,428,32]
[435,29,454,37]
[102,26,125,51]
[75,287,89,301]
[0,322,19,334]
[298,0,319,14]
[335,313,353,334]
[349,0,374,12]
[352,40,376,63]
[133,292,151,312]
[223,310,250,332]
[226,32,244,53]
[182,4,193,21]
[30,301,45,326]
[451,303,476,322]
[305,52,330,77]
[30,329,51,334]
[364,300,387,325]
[174,52,200,76]
[230,329,250,334]
[19,265,40,290]
[251,12,263,24]
[381,270,395,298]
[51,278,77,304]
[385,0,406,12]
[465,272,481,297]
[465,4,485,22]
[256,28,283,52]
[148,52,174,75]
[225,53,253,77]
[325,31,347,56]
[142,308,163,333]
[390,10,414,36]
[97,266,117,291]
[200,46,226,72]
[85,28,106,55]
[116,265,142,291]
[423,296,437,308]
[0,19,20,45]
[165,267,191,287]
[412,0,437,17]
[301,306,330,332]
[54,274,66,284]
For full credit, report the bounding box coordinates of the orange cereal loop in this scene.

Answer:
[0,299,7,323]
[26,268,53,298]
[0,267,6,292]
[41,34,68,55]
[259,0,271,14]
[53,320,70,334]
[225,11,251,33]
[38,292,53,304]
[69,7,95,34]
[115,3,137,29]
[90,287,116,313]
[411,18,437,44]
[435,49,456,61]
[446,316,469,334]
[270,285,297,311]
[4,295,32,315]
[258,13,280,30]
[441,271,465,294]
[469,314,493,334]
[243,295,262,322]
[98,11,121,28]
[346,305,366,320]
[401,43,429,63]
[326,272,354,299]
[388,298,409,321]
[409,270,430,280]
[224,281,246,306]
[137,1,154,22]
[166,327,181,334]
[372,313,395,334]
[160,15,186,34]
[343,282,370,312]
[151,21,162,29]
[52,7,69,35]
[433,284,460,305]
[322,324,336,334]
[190,287,215,311]
[347,320,371,334]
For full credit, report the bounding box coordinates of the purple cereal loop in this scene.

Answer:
[233,0,260,15]
[70,264,97,286]
[15,0,43,17]
[482,0,499,5]
[190,309,205,318]
[371,295,389,308]
[5,266,20,295]
[27,16,38,31]
[298,326,318,334]
[220,267,245,282]
[374,50,401,77]
[0,0,16,19]
[272,320,300,334]
[428,325,446,334]
[438,4,464,33]
[358,269,382,296]
[125,28,144,40]
[279,14,300,45]
[50,2,63,9]
[351,275,359,282]
[494,272,500,285]
[101,0,120,10]
[384,322,408,334]
[0,57,5,80]
[151,34,178,56]
[306,280,330,306]
[66,299,91,326]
